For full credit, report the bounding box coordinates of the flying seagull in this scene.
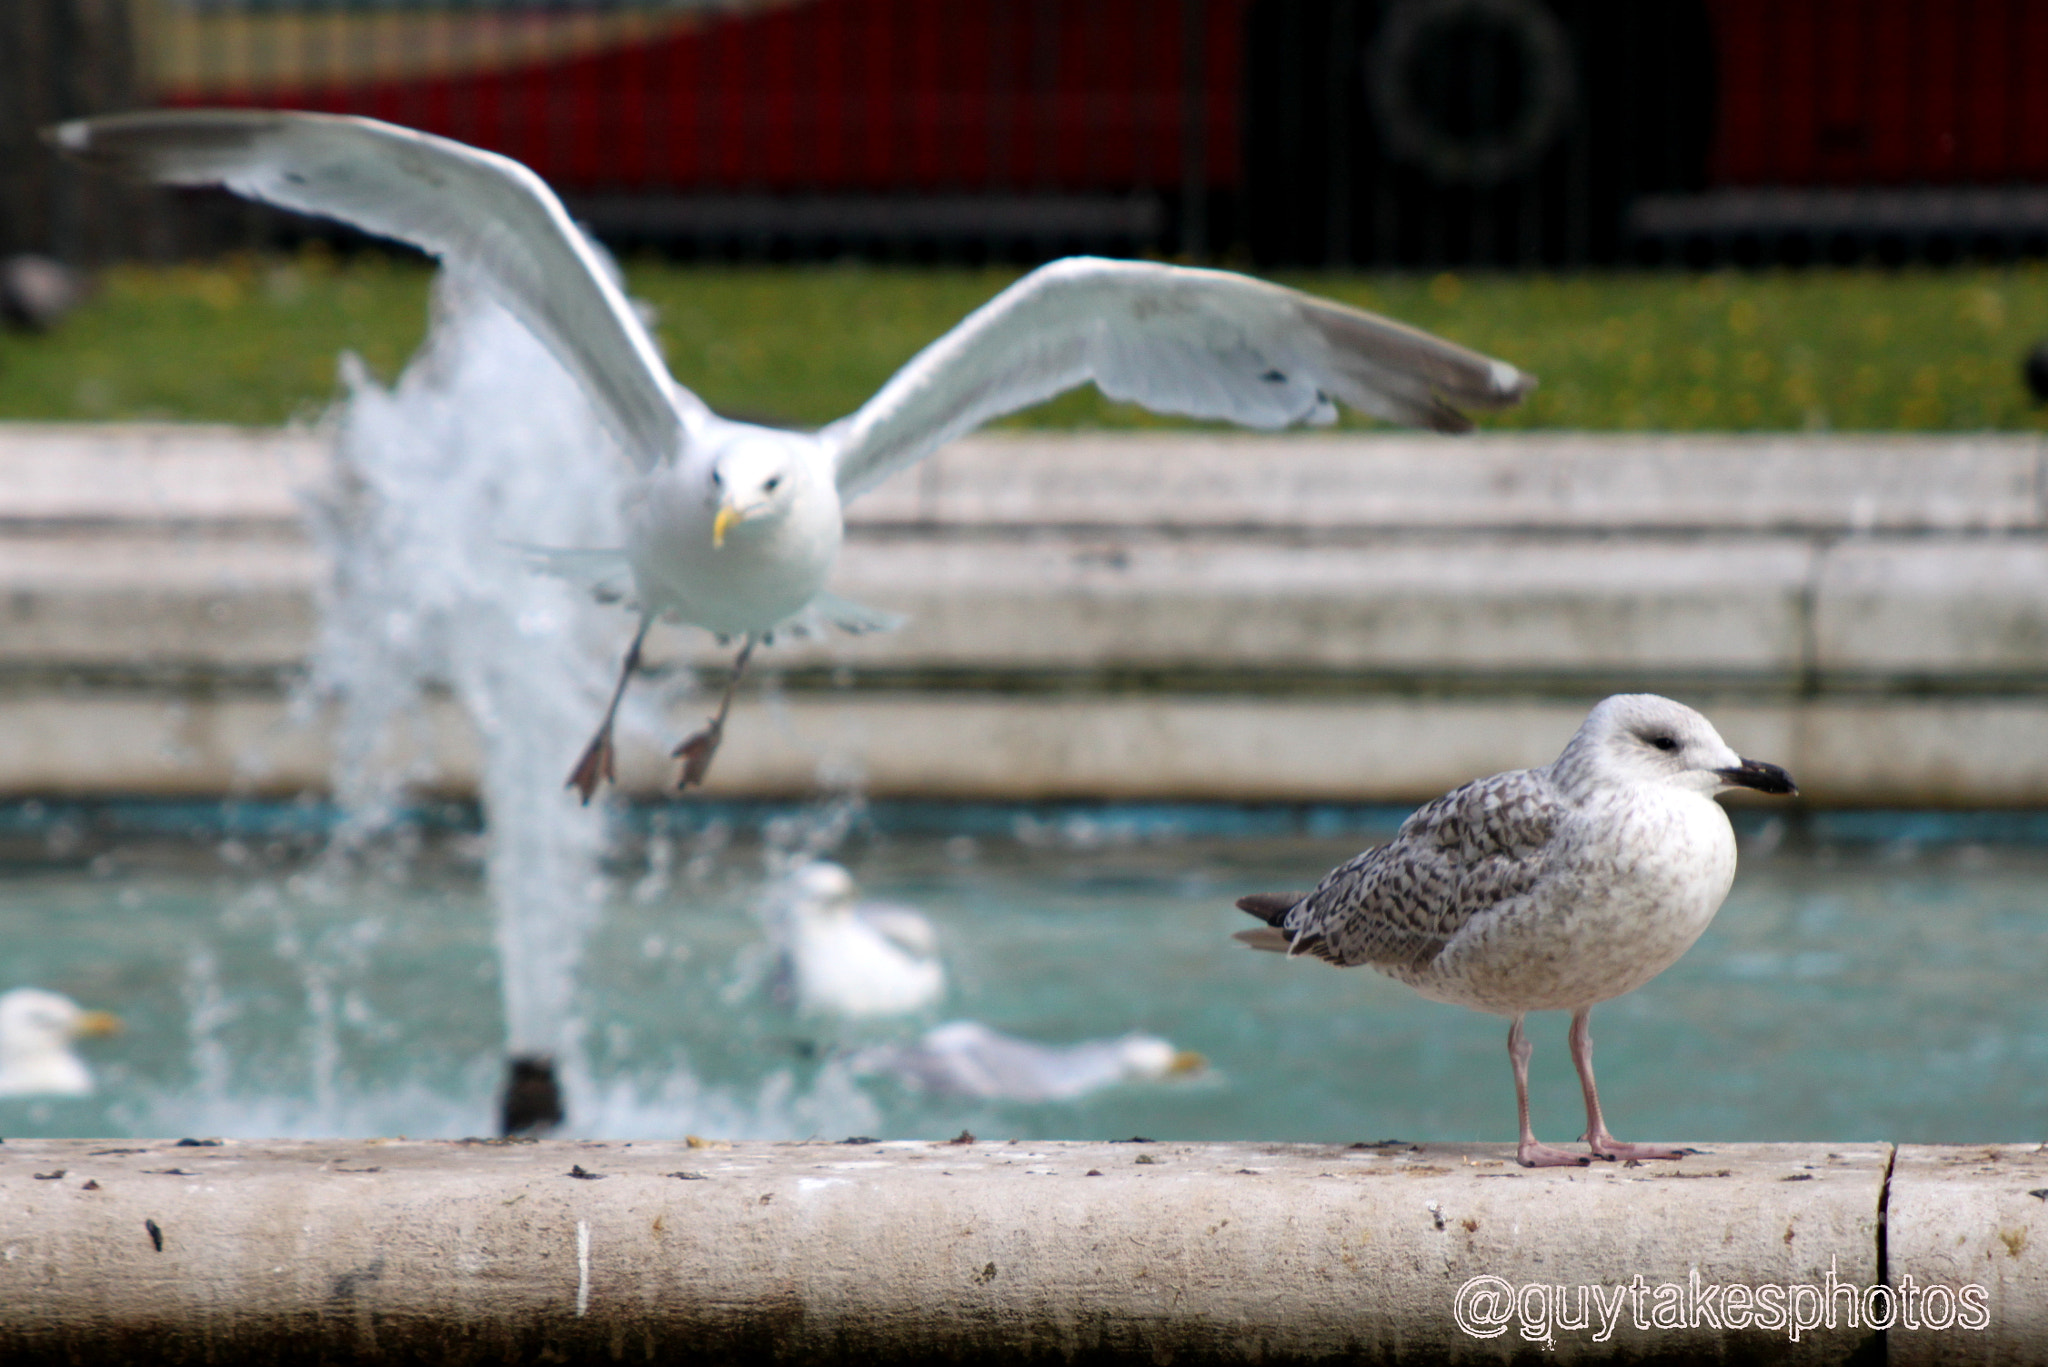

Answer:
[51,109,1535,797]
[1235,694,1796,1168]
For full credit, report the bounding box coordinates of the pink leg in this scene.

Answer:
[1570,1007,1684,1161]
[566,617,651,804]
[673,635,756,790]
[1509,1014,1590,1168]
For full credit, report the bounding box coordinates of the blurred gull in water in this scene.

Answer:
[52,108,1533,797]
[0,988,123,1098]
[770,861,945,1020]
[857,1020,1205,1104]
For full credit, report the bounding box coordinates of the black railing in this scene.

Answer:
[9,0,2048,268]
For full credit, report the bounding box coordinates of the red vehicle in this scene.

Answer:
[151,0,2048,264]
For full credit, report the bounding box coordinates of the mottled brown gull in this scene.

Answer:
[1235,694,1796,1168]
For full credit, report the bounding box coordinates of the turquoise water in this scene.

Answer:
[3,802,2045,1146]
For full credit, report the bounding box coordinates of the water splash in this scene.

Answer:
[301,267,628,1102]
[279,265,886,1140]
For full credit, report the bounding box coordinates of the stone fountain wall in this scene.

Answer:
[0,1136,2041,1365]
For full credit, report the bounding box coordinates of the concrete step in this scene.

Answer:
[12,690,2048,805]
[1,424,2043,802]
[14,529,2048,687]
[861,431,2047,534]
[4,424,2041,533]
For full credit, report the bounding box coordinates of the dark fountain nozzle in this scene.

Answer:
[499,1053,565,1137]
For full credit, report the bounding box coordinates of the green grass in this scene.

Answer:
[0,250,432,427]
[7,248,2048,431]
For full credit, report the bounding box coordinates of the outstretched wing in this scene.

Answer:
[823,256,1533,501]
[48,108,696,473]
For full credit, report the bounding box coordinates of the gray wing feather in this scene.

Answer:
[1275,768,1561,970]
[824,256,1533,502]
[47,109,695,473]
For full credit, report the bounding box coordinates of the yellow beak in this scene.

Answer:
[74,1009,123,1038]
[712,502,742,548]
[1167,1050,1206,1077]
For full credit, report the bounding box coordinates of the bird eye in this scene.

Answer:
[711,469,723,487]
[765,476,782,492]
[1648,734,1678,752]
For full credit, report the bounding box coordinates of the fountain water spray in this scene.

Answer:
[280,259,884,1142]
[303,267,630,1127]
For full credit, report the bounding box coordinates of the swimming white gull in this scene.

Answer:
[0,988,123,1098]
[50,109,1535,796]
[1235,694,1795,1168]
[857,1019,1205,1103]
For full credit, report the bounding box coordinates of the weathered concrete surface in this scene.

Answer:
[1814,542,2048,678]
[1888,1144,2048,1367]
[0,1137,1889,1365]
[855,432,2045,533]
[3,425,2047,802]
[16,690,2048,804]
[0,530,1820,678]
[0,692,1664,798]
[12,426,2036,532]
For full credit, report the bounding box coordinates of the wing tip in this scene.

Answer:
[1428,362,1535,432]
[1300,293,1534,426]
[41,108,279,177]
[1488,359,1537,404]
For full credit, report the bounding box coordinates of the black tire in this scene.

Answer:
[1243,0,1715,267]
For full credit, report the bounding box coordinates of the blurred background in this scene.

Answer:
[1,0,2046,1147]
[14,0,2048,269]
[10,0,2048,430]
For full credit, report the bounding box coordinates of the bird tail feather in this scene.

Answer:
[1235,891,1305,955]
[1235,892,1302,926]
[1232,927,1292,954]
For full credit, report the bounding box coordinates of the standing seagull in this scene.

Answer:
[1235,695,1796,1168]
[51,110,1534,796]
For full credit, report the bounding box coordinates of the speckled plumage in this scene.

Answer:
[1264,767,1559,977]
[1236,694,1797,1166]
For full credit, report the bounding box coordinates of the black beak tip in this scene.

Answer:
[1720,759,1798,797]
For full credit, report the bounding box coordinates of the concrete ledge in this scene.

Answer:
[1888,1144,2048,1367]
[0,1137,1915,1365]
